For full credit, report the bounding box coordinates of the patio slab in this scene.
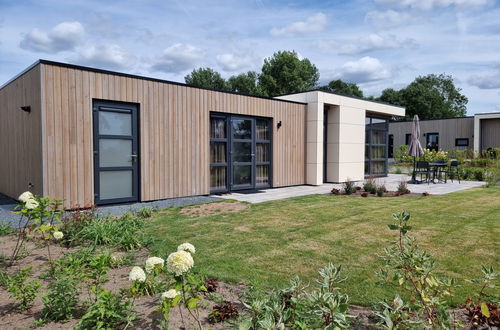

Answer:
[212,174,486,203]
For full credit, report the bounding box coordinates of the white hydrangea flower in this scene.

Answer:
[18,191,34,203]
[177,242,196,254]
[128,266,146,282]
[25,198,39,210]
[166,250,194,276]
[145,256,164,273]
[53,231,64,240]
[161,289,180,300]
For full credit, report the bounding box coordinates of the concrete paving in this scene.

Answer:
[213,174,486,203]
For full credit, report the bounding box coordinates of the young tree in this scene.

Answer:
[319,79,364,98]
[258,50,319,97]
[378,74,468,120]
[184,68,227,90]
[227,71,262,96]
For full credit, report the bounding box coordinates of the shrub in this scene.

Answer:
[397,180,410,195]
[343,179,356,195]
[463,265,499,328]
[377,211,458,328]
[376,185,385,197]
[0,223,14,236]
[205,277,218,293]
[77,212,148,250]
[394,145,412,163]
[136,207,155,218]
[361,192,369,198]
[363,177,377,194]
[331,188,340,195]
[41,277,79,322]
[240,264,350,329]
[60,207,97,247]
[394,167,402,174]
[208,301,239,323]
[2,267,41,310]
[75,290,136,330]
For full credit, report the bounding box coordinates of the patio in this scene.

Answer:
[213,174,486,203]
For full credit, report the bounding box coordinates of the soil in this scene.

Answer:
[0,235,246,330]
[331,188,426,198]
[180,201,249,217]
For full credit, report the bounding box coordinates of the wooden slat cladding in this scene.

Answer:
[481,118,500,150]
[0,66,43,199]
[40,64,306,208]
[389,117,474,151]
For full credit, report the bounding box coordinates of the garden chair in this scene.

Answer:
[414,161,431,184]
[442,160,460,183]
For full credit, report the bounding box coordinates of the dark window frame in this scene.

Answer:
[209,113,273,193]
[426,132,439,151]
[365,117,388,177]
[455,138,469,147]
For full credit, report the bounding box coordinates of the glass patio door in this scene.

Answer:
[230,117,254,190]
[93,101,139,205]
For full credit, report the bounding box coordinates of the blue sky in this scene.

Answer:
[1,0,499,114]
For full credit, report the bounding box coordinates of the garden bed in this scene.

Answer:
[0,234,246,329]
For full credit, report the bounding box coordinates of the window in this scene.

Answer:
[365,117,388,177]
[210,116,228,192]
[405,133,412,146]
[426,133,439,151]
[388,134,394,158]
[455,138,469,147]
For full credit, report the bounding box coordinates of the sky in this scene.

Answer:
[1,0,499,115]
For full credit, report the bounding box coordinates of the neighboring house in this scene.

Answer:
[388,114,500,157]
[0,60,404,209]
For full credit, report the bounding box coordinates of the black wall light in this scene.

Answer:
[20,106,31,113]
[277,120,282,129]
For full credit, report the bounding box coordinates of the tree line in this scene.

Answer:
[184,50,468,120]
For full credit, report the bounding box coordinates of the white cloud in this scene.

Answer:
[20,21,84,53]
[319,34,417,55]
[151,43,204,73]
[468,70,500,89]
[334,56,392,83]
[216,52,259,71]
[375,0,494,10]
[365,10,412,29]
[270,12,327,37]
[76,44,135,70]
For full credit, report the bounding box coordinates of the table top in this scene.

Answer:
[429,162,448,166]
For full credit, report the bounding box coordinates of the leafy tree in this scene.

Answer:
[227,71,263,95]
[258,50,319,97]
[319,79,364,98]
[379,74,468,120]
[184,68,227,90]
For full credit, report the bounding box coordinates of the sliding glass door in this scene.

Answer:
[210,114,271,193]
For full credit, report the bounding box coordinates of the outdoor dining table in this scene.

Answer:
[429,162,448,183]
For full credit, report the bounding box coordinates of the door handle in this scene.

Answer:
[131,154,138,162]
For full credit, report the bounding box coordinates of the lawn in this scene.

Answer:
[145,186,500,306]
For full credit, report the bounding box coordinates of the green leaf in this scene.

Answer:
[186,297,198,310]
[387,224,399,230]
[481,302,490,318]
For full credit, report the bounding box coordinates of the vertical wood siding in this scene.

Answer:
[0,66,43,199]
[389,117,474,152]
[481,118,500,150]
[40,64,306,208]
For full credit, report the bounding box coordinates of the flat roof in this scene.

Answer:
[390,116,474,123]
[276,89,405,109]
[1,59,307,106]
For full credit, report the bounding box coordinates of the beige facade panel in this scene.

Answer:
[0,65,43,200]
[480,118,500,150]
[389,117,474,152]
[39,63,306,208]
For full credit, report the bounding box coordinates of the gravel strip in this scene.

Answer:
[0,194,222,228]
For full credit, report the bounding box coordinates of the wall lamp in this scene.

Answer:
[20,106,31,113]
[277,120,282,129]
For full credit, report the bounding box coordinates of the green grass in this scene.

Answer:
[145,186,500,306]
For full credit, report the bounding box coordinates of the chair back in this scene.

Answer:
[416,161,429,169]
[450,160,459,167]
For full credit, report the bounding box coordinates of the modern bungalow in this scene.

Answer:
[388,114,500,157]
[0,60,404,209]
